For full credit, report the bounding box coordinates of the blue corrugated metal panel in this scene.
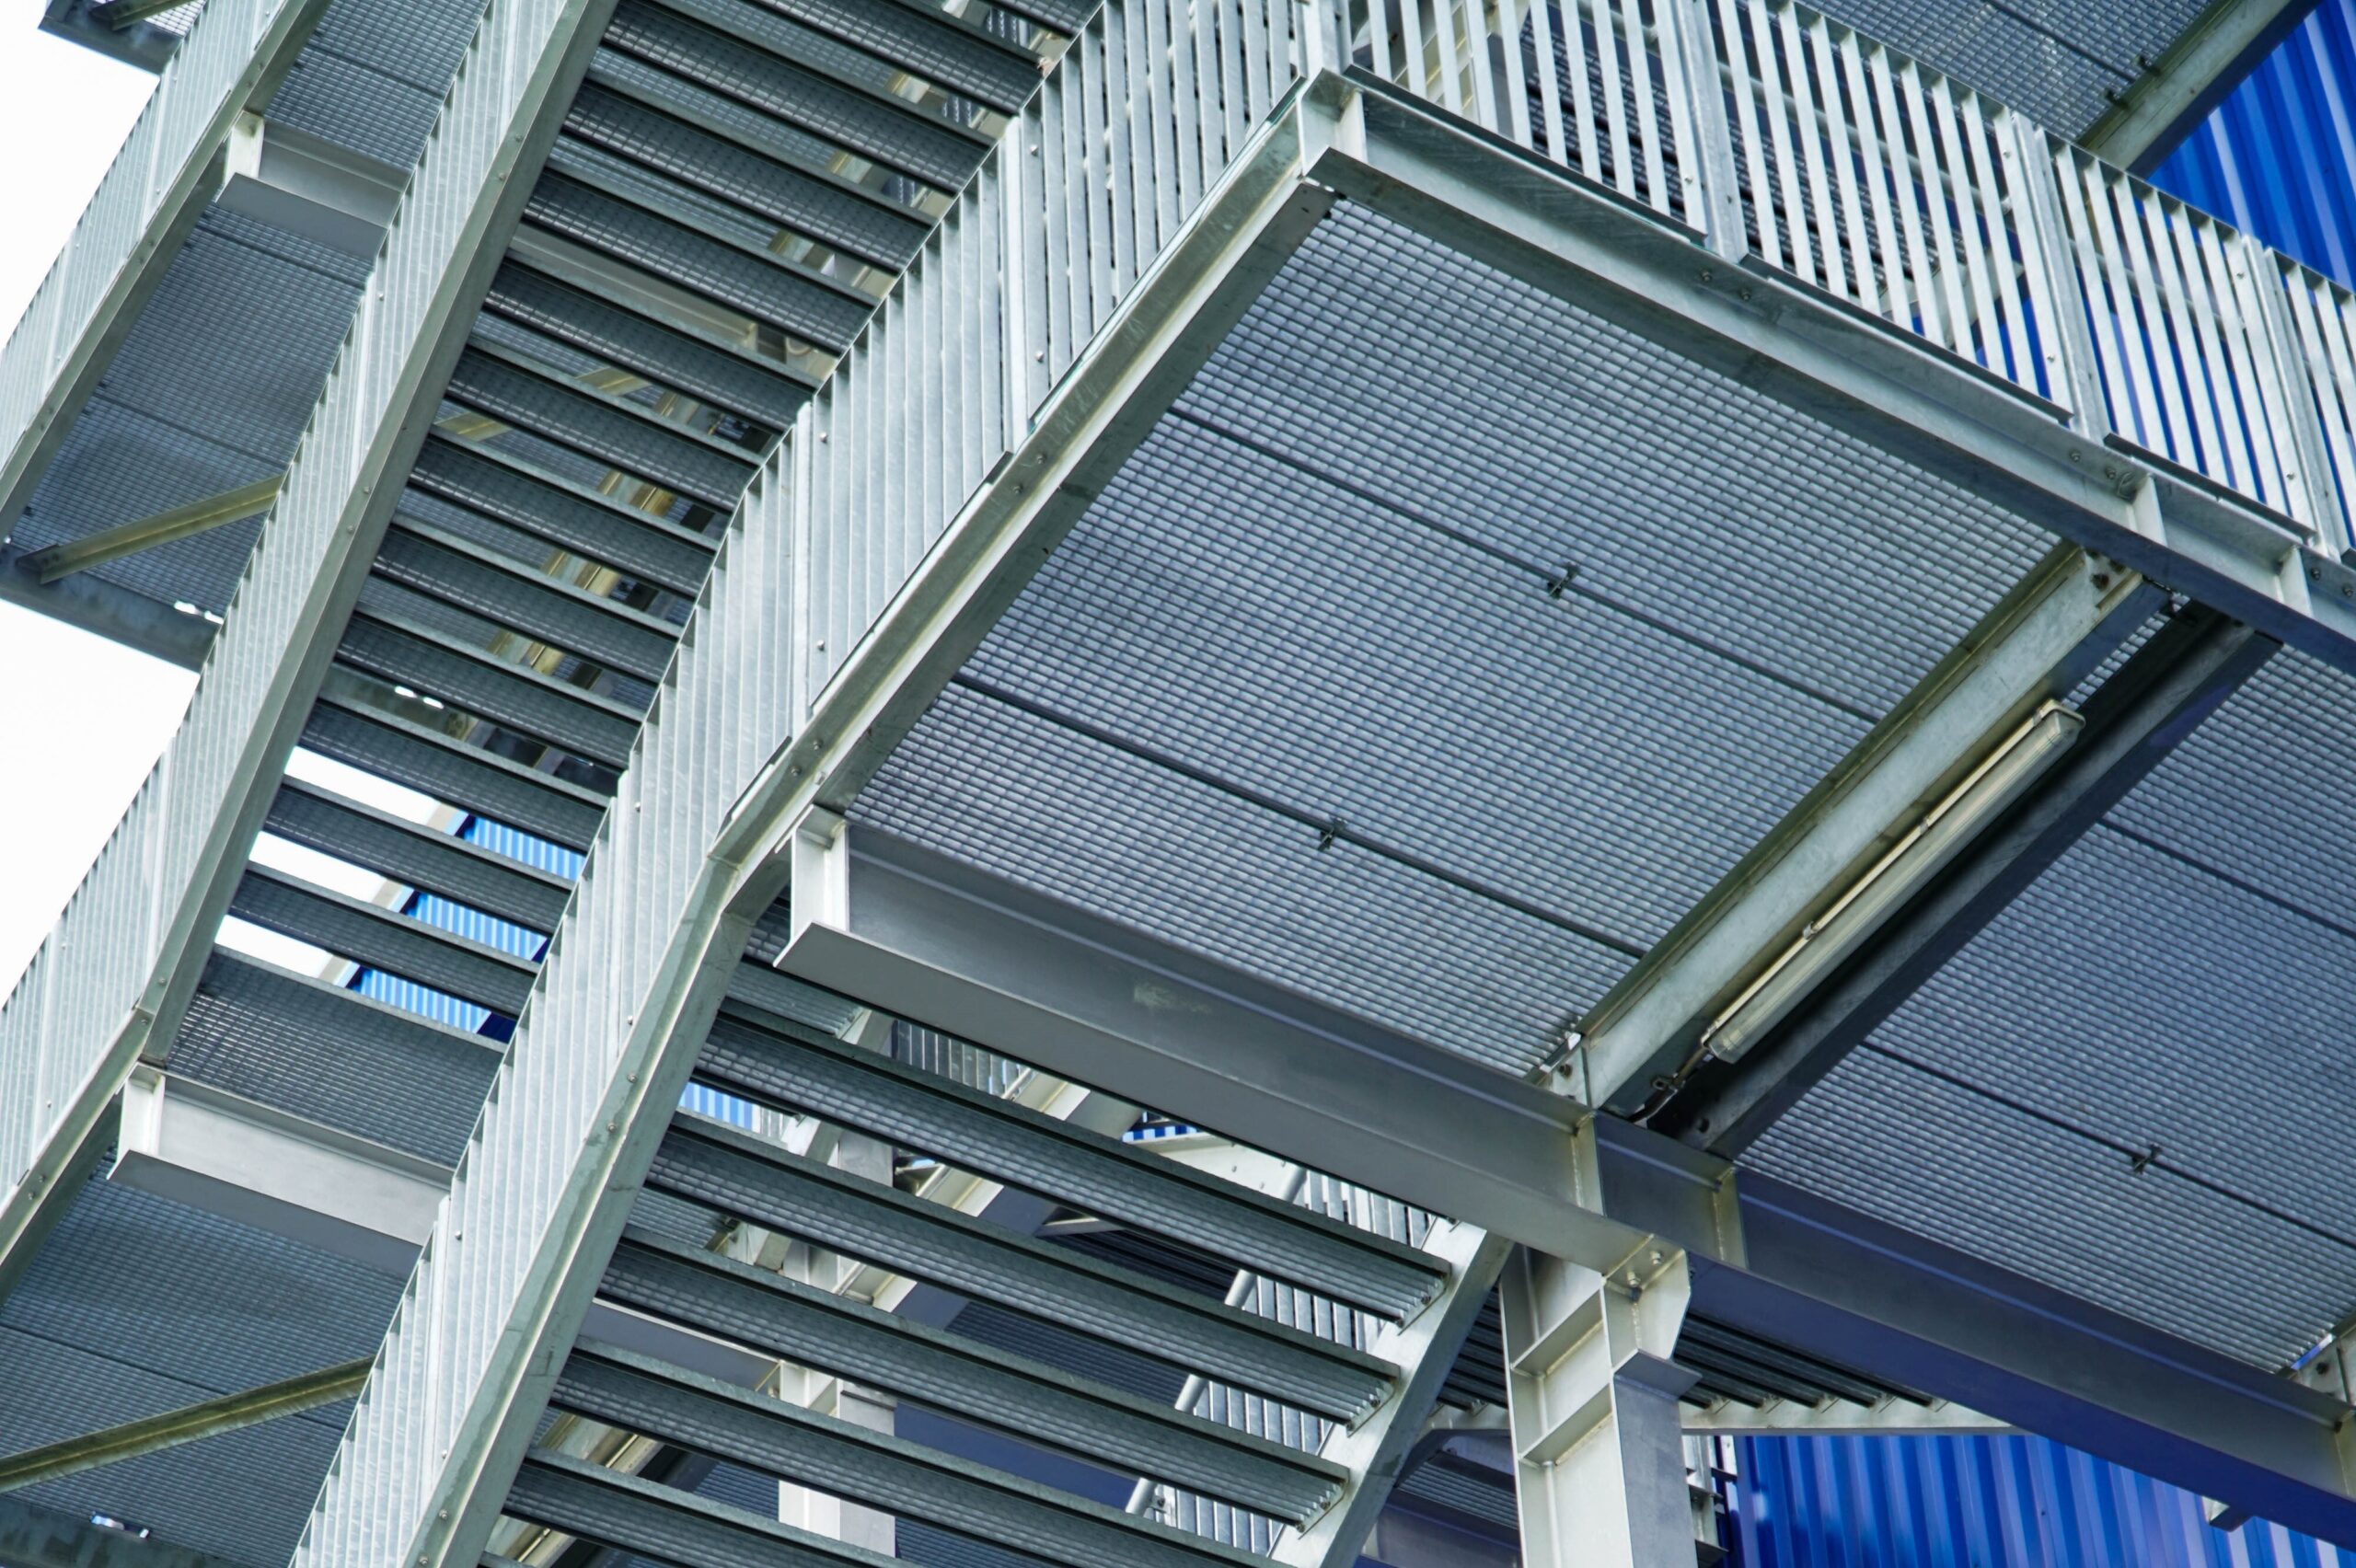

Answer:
[2153,0,2356,290]
[1723,1433,2356,1567]
[460,816,584,881]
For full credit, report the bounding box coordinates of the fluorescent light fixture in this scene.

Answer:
[1700,699,2085,1064]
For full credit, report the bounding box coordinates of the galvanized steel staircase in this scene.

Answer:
[492,997,1480,1567]
[179,0,1084,1147]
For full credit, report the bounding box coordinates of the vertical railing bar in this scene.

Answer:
[1837,28,1902,324]
[1774,2,1841,297]
[1529,0,1571,167]
[1749,0,1809,281]
[1898,60,1969,359]
[2168,207,2250,490]
[1619,0,1667,214]
[1928,75,1996,370]
[1172,0,1207,213]
[1867,41,1940,347]
[2235,232,2339,526]
[1591,0,1636,198]
[1145,0,1182,245]
[1105,2,1138,300]
[1961,94,2029,387]
[1370,0,1398,82]
[2107,176,2193,465]
[2288,268,2356,551]
[2050,142,2129,435]
[1432,0,1468,118]
[2004,115,2092,417]
[1650,0,1701,226]
[1400,0,1431,109]
[1805,14,1868,307]
[1251,0,1280,119]
[1467,0,1505,135]
[2077,161,2161,452]
[1496,0,1537,150]
[1717,0,1778,269]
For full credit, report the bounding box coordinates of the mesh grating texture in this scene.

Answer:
[1754,648,2356,1369]
[858,202,2054,1076]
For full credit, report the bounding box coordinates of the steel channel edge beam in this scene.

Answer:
[0,0,330,545]
[777,821,2356,1545]
[0,0,622,1309]
[1568,544,2159,1113]
[2078,0,2322,172]
[1659,605,2279,1152]
[294,85,1340,1568]
[1299,73,2356,680]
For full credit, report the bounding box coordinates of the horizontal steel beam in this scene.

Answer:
[780,816,1656,1267]
[110,1067,451,1272]
[2079,0,2319,170]
[0,1355,368,1493]
[19,478,282,585]
[1656,604,2278,1152]
[780,822,2356,1544]
[0,546,213,668]
[217,113,406,258]
[1569,546,2155,1113]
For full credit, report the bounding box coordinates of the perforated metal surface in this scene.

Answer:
[858,202,2054,1076]
[1754,647,2356,1369]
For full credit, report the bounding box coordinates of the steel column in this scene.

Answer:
[1502,1246,1699,1568]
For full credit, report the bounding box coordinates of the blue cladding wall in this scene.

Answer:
[1725,1434,2356,1567]
[2152,0,2356,290]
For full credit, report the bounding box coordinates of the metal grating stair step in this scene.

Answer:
[484,259,814,432]
[749,0,1044,115]
[226,865,541,1015]
[699,1005,1449,1320]
[580,51,934,269]
[524,167,876,352]
[375,520,681,686]
[560,84,926,287]
[504,1452,881,1568]
[445,342,762,513]
[301,690,612,853]
[549,1344,1274,1568]
[410,432,718,598]
[598,1229,1347,1523]
[337,610,646,771]
[648,1114,1398,1420]
[264,777,574,932]
[606,0,984,190]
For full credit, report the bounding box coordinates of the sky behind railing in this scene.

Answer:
[0,34,192,995]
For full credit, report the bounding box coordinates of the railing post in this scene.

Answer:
[1662,0,1747,260]
[1298,0,1344,76]
[2237,234,2350,551]
[2004,116,2109,438]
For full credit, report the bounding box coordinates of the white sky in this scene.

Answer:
[0,28,193,993]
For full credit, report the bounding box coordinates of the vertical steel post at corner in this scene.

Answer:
[1296,0,1344,76]
[2238,234,2351,553]
[2004,116,2109,437]
[1662,0,1746,261]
